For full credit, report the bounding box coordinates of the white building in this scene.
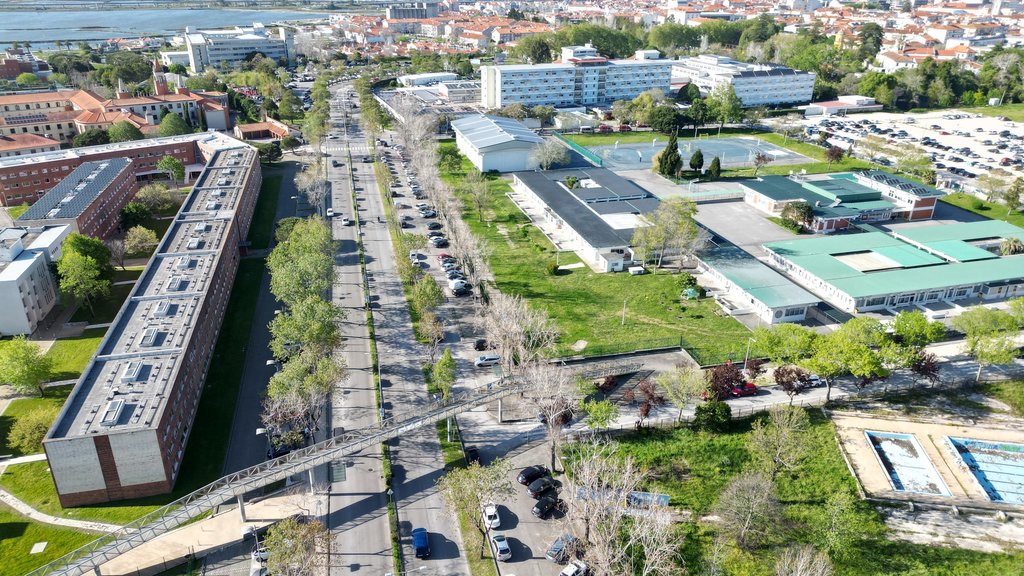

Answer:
[672,55,815,107]
[398,72,459,87]
[480,45,672,109]
[184,23,295,73]
[452,115,545,173]
[0,225,69,335]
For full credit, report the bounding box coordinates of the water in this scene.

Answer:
[0,8,328,48]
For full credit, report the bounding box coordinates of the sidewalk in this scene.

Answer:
[0,485,121,533]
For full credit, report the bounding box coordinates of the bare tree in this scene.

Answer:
[530,138,570,170]
[629,504,682,576]
[295,160,329,211]
[263,515,330,576]
[775,545,834,576]
[752,151,774,177]
[655,364,707,420]
[749,404,809,480]
[712,472,780,549]
[522,361,577,472]
[484,292,558,375]
[105,237,127,270]
[465,168,490,222]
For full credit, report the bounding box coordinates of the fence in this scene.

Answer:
[554,133,603,167]
[554,335,745,368]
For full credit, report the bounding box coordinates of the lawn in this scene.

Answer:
[111,266,144,284]
[43,328,107,380]
[961,103,1024,122]
[248,174,282,250]
[69,282,134,324]
[440,145,751,364]
[981,380,1024,416]
[6,203,29,219]
[0,503,97,576]
[611,410,1024,576]
[941,191,1024,228]
[0,385,73,457]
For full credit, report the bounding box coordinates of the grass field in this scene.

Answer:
[69,282,134,324]
[440,144,751,364]
[0,385,73,457]
[611,409,1024,575]
[111,266,144,284]
[0,503,96,576]
[43,328,107,380]
[248,174,283,249]
[941,191,1024,228]
[962,103,1024,122]
[6,203,30,219]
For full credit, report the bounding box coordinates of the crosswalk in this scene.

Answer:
[323,142,369,155]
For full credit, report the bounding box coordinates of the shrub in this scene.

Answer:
[546,261,559,275]
[7,406,60,454]
[969,198,985,211]
[693,401,731,432]
[598,375,617,393]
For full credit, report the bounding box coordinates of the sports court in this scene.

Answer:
[587,136,811,171]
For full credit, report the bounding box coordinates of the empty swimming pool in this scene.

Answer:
[866,431,951,496]
[947,438,1024,505]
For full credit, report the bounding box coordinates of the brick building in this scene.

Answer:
[43,144,261,506]
[16,158,137,239]
[0,133,61,158]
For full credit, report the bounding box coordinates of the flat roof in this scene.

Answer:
[697,243,819,309]
[857,170,944,198]
[452,114,544,151]
[49,146,257,439]
[18,158,131,221]
[512,167,659,249]
[742,176,894,220]
[0,131,242,169]
[764,222,1024,299]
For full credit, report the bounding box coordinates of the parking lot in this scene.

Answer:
[802,109,1024,191]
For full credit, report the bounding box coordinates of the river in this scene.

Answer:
[0,8,329,48]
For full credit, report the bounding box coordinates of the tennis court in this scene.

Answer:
[588,136,811,171]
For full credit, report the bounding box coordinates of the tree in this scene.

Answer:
[975,171,1011,202]
[158,113,191,137]
[124,225,159,255]
[168,63,187,75]
[951,307,1020,382]
[648,105,685,134]
[435,460,515,558]
[813,490,861,562]
[654,132,682,177]
[713,472,780,550]
[689,147,704,173]
[580,398,619,430]
[776,545,834,576]
[156,155,185,187]
[72,128,110,148]
[522,361,576,472]
[752,151,773,176]
[891,310,945,350]
[530,105,556,125]
[530,138,570,170]
[656,364,707,420]
[484,292,558,375]
[57,250,110,316]
[15,72,40,86]
[686,98,709,137]
[774,364,812,405]
[63,233,113,278]
[134,183,177,213]
[106,237,127,270]
[432,347,457,400]
[708,361,744,400]
[693,400,731,432]
[774,114,804,145]
[631,197,701,269]
[824,146,845,168]
[257,141,283,164]
[107,120,144,142]
[278,90,303,121]
[708,82,743,135]
[858,23,884,60]
[105,50,151,84]
[749,404,809,480]
[281,135,302,150]
[0,337,54,397]
[6,406,60,454]
[263,516,330,576]
[781,201,813,229]
[1004,177,1024,214]
[275,217,302,244]
[514,34,553,63]
[269,295,343,359]
[465,168,489,222]
[119,202,151,231]
[411,275,444,314]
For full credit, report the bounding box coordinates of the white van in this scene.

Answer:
[628,266,646,276]
[474,354,500,368]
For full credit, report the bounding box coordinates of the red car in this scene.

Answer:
[596,124,613,134]
[618,124,632,132]
[729,382,759,398]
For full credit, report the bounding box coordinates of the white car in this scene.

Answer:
[341,216,351,226]
[474,354,500,368]
[449,278,469,290]
[415,202,430,210]
[491,534,512,562]
[560,560,589,576]
[326,208,334,218]
[482,502,500,529]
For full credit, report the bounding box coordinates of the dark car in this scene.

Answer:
[412,527,430,559]
[427,222,443,230]
[545,533,578,563]
[452,286,472,297]
[532,495,563,518]
[474,339,491,351]
[465,445,480,464]
[528,476,558,498]
[517,464,550,485]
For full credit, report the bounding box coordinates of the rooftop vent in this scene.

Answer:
[121,361,143,383]
[154,300,172,318]
[100,399,125,427]
[187,237,201,250]
[140,327,159,347]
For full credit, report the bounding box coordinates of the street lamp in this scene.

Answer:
[384,566,425,576]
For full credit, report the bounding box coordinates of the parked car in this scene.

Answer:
[560,559,590,576]
[427,231,445,239]
[341,216,351,226]
[595,124,613,133]
[545,534,578,563]
[517,464,550,485]
[532,495,563,519]
[430,237,448,248]
[729,382,759,397]
[482,502,500,529]
[448,278,470,290]
[474,354,500,368]
[617,124,632,132]
[326,208,334,218]
[528,476,558,498]
[427,222,443,230]
[474,338,492,351]
[412,528,430,559]
[491,534,512,561]
[451,286,472,297]
[415,202,430,210]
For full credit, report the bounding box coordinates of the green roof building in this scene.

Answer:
[762,221,1024,313]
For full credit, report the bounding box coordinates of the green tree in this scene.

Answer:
[0,337,53,397]
[529,105,556,125]
[107,120,144,142]
[708,156,721,180]
[278,90,303,122]
[63,233,113,277]
[686,98,709,137]
[72,128,110,148]
[134,182,177,213]
[693,400,731,432]
[124,225,159,255]
[654,132,682,177]
[1004,177,1024,214]
[432,347,457,400]
[267,217,336,307]
[891,310,946,350]
[156,155,185,187]
[256,141,283,163]
[749,404,809,480]
[168,63,187,75]
[631,197,699,269]
[656,364,707,420]
[6,406,60,454]
[105,50,151,83]
[269,295,343,359]
[158,113,191,137]
[648,105,684,134]
[280,135,301,150]
[580,398,618,430]
[435,460,516,559]
[952,307,1020,382]
[263,516,330,576]
[57,250,110,316]
[780,201,814,228]
[274,217,302,243]
[1003,237,1024,256]
[411,275,445,314]
[752,323,818,365]
[689,147,704,173]
[858,22,884,59]
[119,202,151,231]
[15,72,40,86]
[708,82,744,134]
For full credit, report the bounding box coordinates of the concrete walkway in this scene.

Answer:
[0,453,47,466]
[0,485,121,533]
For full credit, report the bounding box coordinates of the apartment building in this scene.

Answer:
[0,48,51,81]
[17,158,137,239]
[44,145,261,506]
[0,225,68,336]
[480,45,672,109]
[0,131,242,207]
[672,55,815,107]
[0,134,61,158]
[183,23,295,73]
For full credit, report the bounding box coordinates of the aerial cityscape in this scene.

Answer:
[0,0,1022,575]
